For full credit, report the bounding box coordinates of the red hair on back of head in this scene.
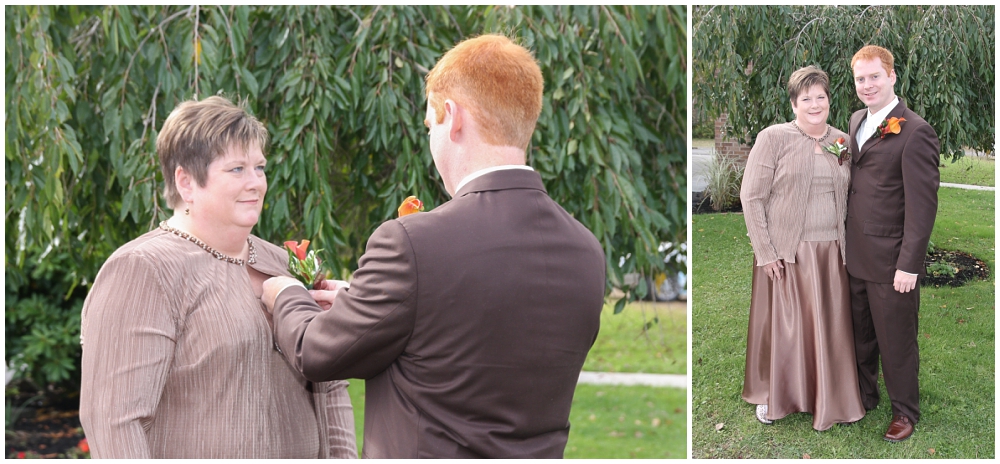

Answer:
[425,34,544,150]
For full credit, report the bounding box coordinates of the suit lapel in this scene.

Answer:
[856,99,908,163]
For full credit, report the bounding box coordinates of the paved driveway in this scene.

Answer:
[691,147,713,192]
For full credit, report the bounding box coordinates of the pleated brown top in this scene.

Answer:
[802,154,839,241]
[79,228,357,459]
[740,122,851,265]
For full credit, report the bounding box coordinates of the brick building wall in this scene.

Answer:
[714,113,752,164]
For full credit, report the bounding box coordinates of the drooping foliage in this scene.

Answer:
[5,5,686,386]
[694,5,994,159]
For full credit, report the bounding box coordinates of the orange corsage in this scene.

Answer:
[397,195,424,217]
[284,240,325,288]
[824,136,850,166]
[875,117,906,139]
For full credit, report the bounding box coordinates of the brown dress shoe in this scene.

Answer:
[883,415,914,442]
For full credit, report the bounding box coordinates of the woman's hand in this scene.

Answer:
[763,260,785,281]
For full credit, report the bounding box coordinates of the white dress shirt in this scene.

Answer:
[855,96,900,148]
[454,165,535,194]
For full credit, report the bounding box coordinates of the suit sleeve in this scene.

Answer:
[897,122,940,274]
[740,129,780,266]
[272,219,417,381]
[79,252,176,459]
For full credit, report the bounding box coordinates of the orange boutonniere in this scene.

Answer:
[284,239,325,288]
[824,136,851,165]
[874,117,906,139]
[397,195,424,217]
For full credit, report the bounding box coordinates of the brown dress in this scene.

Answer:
[742,141,866,431]
[79,228,357,458]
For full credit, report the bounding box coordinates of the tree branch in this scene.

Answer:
[215,5,242,92]
[444,6,463,39]
[193,5,201,99]
[601,5,627,46]
[120,6,192,109]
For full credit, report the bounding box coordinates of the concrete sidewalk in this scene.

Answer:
[578,371,687,389]
[940,182,995,191]
[691,147,713,193]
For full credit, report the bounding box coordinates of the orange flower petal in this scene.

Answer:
[296,240,310,260]
[398,195,424,217]
[888,117,906,134]
[285,240,309,260]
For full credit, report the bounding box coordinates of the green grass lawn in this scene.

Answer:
[565,384,687,458]
[691,188,995,458]
[693,138,713,149]
[345,301,688,458]
[584,301,686,375]
[938,155,995,187]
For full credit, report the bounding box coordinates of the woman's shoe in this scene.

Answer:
[755,404,774,425]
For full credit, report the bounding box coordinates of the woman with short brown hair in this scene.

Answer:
[79,96,357,458]
[740,66,866,430]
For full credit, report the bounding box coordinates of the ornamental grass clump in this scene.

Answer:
[701,151,744,212]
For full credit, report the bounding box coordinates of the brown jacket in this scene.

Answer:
[272,169,606,458]
[80,231,356,458]
[846,99,939,283]
[740,122,851,265]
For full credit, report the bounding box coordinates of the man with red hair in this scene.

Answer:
[846,44,939,443]
[263,34,605,458]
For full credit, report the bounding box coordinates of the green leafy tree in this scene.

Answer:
[5,5,686,388]
[693,5,994,160]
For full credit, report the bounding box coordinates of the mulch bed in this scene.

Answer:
[921,249,991,288]
[6,389,89,459]
[692,191,743,214]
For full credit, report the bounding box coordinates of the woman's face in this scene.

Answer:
[791,84,830,127]
[189,144,267,230]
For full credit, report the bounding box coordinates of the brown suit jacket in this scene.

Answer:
[845,99,939,283]
[272,169,606,458]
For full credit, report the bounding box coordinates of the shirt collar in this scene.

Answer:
[454,165,534,195]
[867,96,900,128]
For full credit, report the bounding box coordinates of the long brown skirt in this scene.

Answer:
[742,240,865,430]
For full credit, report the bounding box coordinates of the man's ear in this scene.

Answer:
[175,165,194,204]
[444,99,463,142]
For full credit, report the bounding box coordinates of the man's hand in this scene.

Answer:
[763,260,785,281]
[308,280,351,310]
[262,276,305,314]
[893,270,918,293]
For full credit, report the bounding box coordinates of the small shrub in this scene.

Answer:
[701,152,745,212]
[927,261,957,277]
[5,252,87,390]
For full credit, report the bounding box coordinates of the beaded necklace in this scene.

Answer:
[792,120,832,142]
[159,221,256,266]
